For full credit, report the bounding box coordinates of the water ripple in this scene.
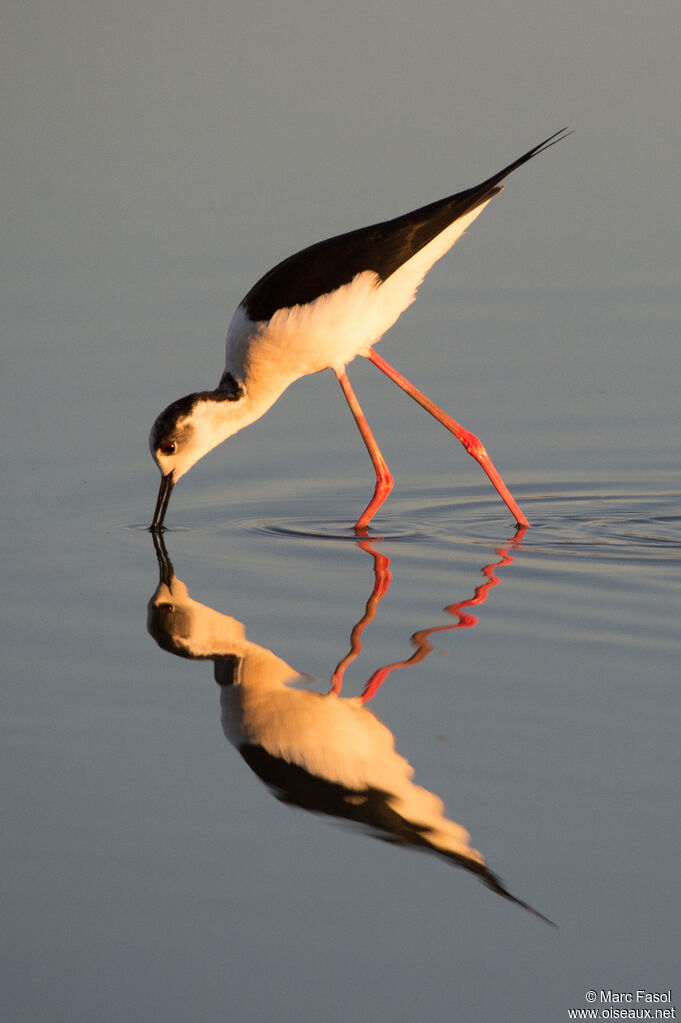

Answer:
[130,481,681,570]
[244,487,681,565]
[245,517,430,543]
[511,488,681,564]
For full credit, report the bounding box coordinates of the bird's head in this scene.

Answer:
[150,393,214,482]
[149,380,246,530]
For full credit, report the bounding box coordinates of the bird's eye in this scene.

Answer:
[159,441,176,456]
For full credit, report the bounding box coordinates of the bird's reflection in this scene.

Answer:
[147,530,553,926]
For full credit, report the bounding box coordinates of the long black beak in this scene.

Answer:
[150,473,174,532]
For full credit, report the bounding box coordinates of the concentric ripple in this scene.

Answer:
[245,516,431,543]
[515,487,681,564]
[242,486,681,564]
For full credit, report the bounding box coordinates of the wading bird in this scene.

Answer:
[150,129,570,532]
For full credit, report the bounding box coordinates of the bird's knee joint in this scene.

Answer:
[462,433,487,460]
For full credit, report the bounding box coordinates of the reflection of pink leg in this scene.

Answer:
[367,349,529,528]
[330,540,392,695]
[336,370,394,532]
[359,528,525,703]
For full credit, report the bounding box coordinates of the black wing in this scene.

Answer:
[238,741,556,925]
[241,129,570,322]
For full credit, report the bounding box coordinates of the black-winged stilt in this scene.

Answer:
[150,129,570,532]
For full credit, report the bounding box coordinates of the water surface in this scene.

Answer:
[3,3,680,1020]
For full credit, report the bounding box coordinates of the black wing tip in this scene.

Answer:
[498,127,573,181]
[519,126,573,168]
[531,126,574,157]
[466,127,572,206]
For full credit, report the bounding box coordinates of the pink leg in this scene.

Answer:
[336,370,394,532]
[367,349,529,528]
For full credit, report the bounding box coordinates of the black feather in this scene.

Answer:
[241,129,571,322]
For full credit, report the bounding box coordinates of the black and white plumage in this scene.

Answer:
[149,129,570,531]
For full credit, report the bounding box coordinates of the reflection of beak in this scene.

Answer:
[150,473,174,532]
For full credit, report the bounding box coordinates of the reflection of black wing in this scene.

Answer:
[238,742,556,927]
[241,130,570,322]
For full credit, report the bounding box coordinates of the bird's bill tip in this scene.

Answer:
[150,473,175,532]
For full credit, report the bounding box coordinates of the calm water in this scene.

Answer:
[3,4,680,1021]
